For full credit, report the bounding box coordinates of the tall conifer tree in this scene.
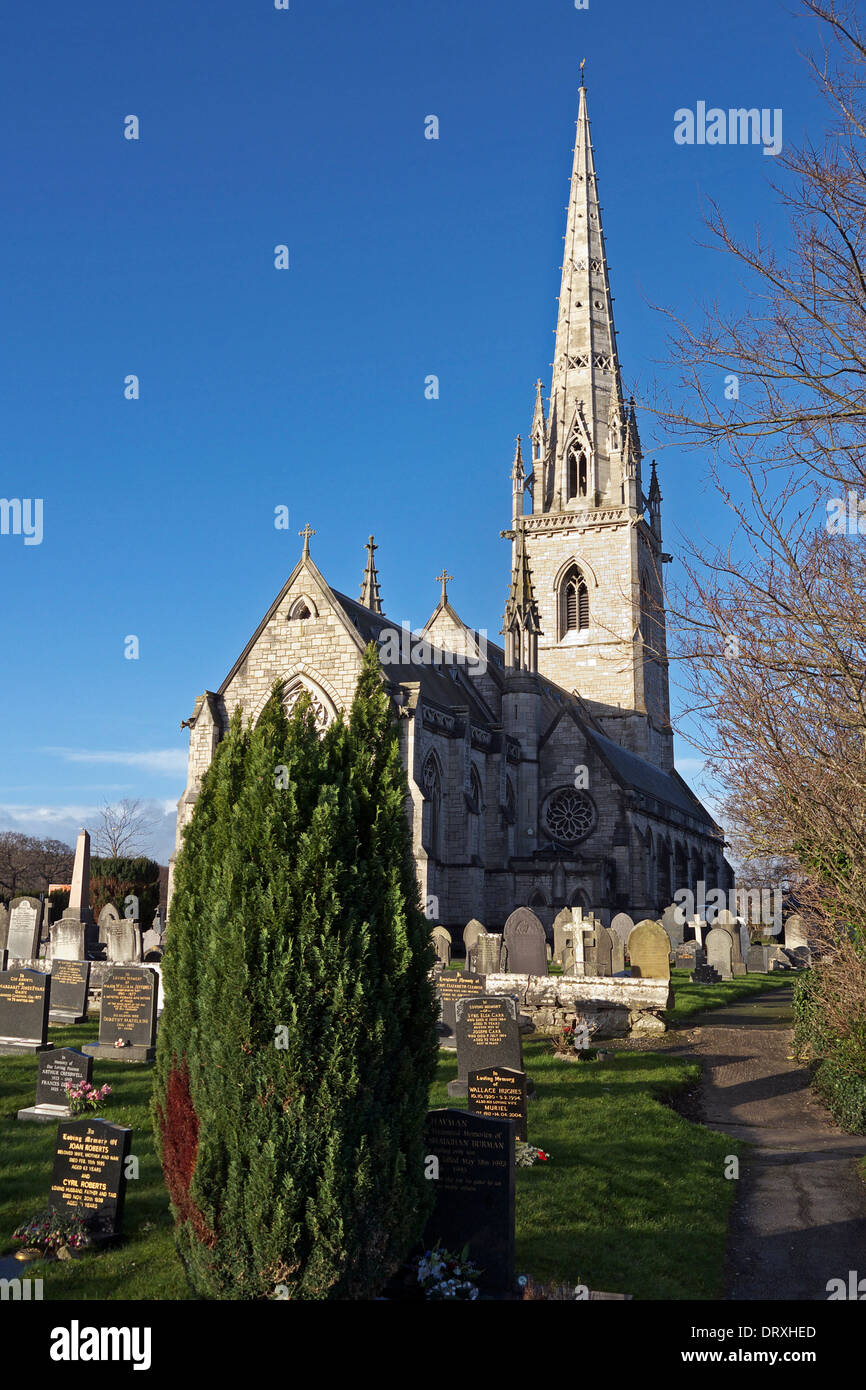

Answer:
[153,647,438,1298]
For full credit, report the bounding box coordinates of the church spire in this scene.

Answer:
[359,534,383,613]
[545,79,627,514]
[503,522,542,673]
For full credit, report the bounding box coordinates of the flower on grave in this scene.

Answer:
[114,1037,126,1048]
[417,1241,482,1300]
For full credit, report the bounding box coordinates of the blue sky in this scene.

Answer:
[0,0,827,863]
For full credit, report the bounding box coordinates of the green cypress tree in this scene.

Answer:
[153,647,439,1298]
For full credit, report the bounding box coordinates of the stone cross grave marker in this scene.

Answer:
[705,927,733,980]
[49,960,91,1024]
[503,907,548,976]
[49,1117,133,1242]
[0,967,51,1053]
[6,897,42,961]
[84,965,158,1063]
[552,908,573,965]
[423,1108,515,1294]
[449,994,523,1097]
[627,920,671,981]
[436,971,486,1047]
[18,1047,93,1123]
[468,1066,528,1141]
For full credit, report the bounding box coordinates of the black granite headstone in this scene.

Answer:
[468,1066,528,1141]
[0,967,51,1052]
[49,960,91,1023]
[84,966,158,1062]
[436,972,486,1045]
[449,994,523,1097]
[49,1118,132,1238]
[35,1048,92,1108]
[424,1108,515,1293]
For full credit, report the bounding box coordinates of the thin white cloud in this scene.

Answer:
[43,747,188,776]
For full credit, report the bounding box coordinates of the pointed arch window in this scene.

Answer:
[422,752,442,860]
[567,448,589,500]
[560,564,589,636]
[640,576,659,655]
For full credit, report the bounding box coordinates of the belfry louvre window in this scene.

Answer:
[567,448,588,499]
[561,566,589,634]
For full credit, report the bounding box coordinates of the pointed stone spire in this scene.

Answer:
[648,460,662,539]
[503,523,542,672]
[511,435,525,484]
[359,534,383,613]
[546,79,627,512]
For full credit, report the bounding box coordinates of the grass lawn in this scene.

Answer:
[2,1022,736,1300]
[0,1019,191,1300]
[431,1039,737,1300]
[666,968,793,1022]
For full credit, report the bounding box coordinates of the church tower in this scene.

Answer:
[519,78,673,771]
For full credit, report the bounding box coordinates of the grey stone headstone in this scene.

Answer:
[610,913,634,950]
[97,903,121,944]
[452,994,523,1090]
[423,1108,515,1293]
[628,920,671,980]
[552,908,573,964]
[463,919,484,955]
[52,919,85,962]
[141,929,163,959]
[0,903,8,950]
[785,914,808,951]
[7,897,42,960]
[107,919,141,963]
[431,925,452,967]
[594,925,614,976]
[746,943,768,974]
[610,931,625,975]
[503,907,548,976]
[705,927,733,980]
[661,903,685,950]
[476,932,504,976]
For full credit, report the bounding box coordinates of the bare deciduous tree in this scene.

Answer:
[93,799,159,859]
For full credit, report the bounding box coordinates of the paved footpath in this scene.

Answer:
[681,989,866,1300]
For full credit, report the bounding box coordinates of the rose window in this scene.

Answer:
[544,789,596,844]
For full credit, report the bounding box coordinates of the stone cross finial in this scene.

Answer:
[435,568,453,604]
[299,523,316,557]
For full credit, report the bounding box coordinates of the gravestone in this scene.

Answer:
[746,943,768,974]
[449,994,523,1097]
[610,913,634,952]
[423,1109,515,1293]
[628,920,671,980]
[610,931,625,975]
[593,924,614,977]
[51,919,85,962]
[502,908,548,976]
[431,926,452,967]
[97,903,120,944]
[49,1118,133,1242]
[49,960,90,1024]
[436,972,486,1047]
[691,962,722,985]
[141,929,163,959]
[0,902,8,949]
[476,932,504,976]
[6,897,42,960]
[106,918,142,963]
[589,907,612,928]
[84,965,158,1062]
[705,927,733,980]
[468,1066,528,1141]
[785,914,809,951]
[463,919,484,970]
[661,903,685,950]
[552,908,573,964]
[0,967,51,1053]
[17,1047,93,1123]
[0,949,6,972]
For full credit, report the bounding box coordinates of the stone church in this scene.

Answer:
[170,81,732,932]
